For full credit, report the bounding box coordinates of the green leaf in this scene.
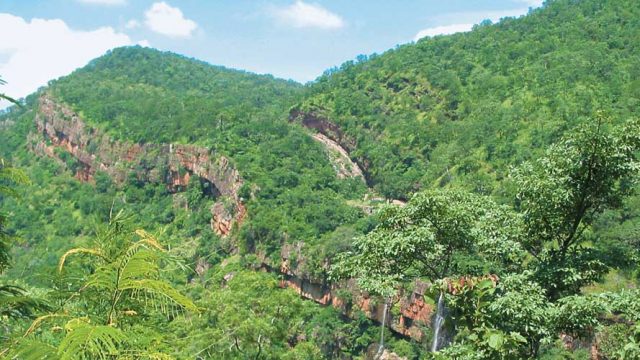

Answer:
[58,322,125,360]
[487,332,504,350]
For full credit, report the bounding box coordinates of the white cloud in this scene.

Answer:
[414,5,540,41]
[272,1,345,30]
[518,0,544,6]
[137,39,151,47]
[125,19,140,29]
[144,2,197,38]
[0,13,133,108]
[77,0,126,5]
[414,23,474,41]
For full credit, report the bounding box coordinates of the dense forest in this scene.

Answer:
[1,0,639,358]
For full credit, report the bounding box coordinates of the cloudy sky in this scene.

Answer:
[0,0,542,105]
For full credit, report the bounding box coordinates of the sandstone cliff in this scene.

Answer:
[30,94,432,341]
[276,242,434,341]
[29,94,246,236]
[290,109,371,180]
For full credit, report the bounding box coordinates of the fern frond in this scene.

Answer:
[58,322,125,360]
[85,264,118,292]
[8,339,59,360]
[133,230,166,252]
[121,279,198,313]
[0,285,50,319]
[0,184,20,199]
[0,165,30,185]
[0,93,21,107]
[117,350,175,360]
[58,247,106,272]
[24,313,70,337]
[144,352,175,360]
[119,250,160,282]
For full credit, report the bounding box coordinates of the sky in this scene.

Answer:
[0,0,543,106]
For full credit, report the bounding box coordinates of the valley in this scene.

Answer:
[1,0,640,358]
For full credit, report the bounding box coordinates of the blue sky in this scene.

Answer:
[0,0,542,104]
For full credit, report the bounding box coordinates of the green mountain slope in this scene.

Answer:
[1,0,639,358]
[2,46,369,266]
[0,46,384,358]
[296,0,640,200]
[51,46,302,144]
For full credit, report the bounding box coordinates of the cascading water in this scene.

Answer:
[431,292,446,352]
[375,299,389,359]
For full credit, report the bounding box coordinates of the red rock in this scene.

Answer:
[32,94,246,238]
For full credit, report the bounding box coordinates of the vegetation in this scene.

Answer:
[0,77,21,107]
[1,0,639,358]
[297,0,640,201]
[0,158,47,329]
[333,118,640,358]
[41,46,368,262]
[9,212,198,359]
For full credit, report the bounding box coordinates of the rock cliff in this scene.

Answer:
[289,109,371,180]
[30,94,432,340]
[29,94,246,236]
[276,242,434,341]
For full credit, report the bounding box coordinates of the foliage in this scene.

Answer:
[0,158,29,271]
[334,117,640,357]
[1,0,640,358]
[512,116,640,298]
[332,189,524,296]
[166,263,393,359]
[0,77,21,107]
[298,0,640,200]
[41,46,367,261]
[0,159,49,329]
[8,212,197,358]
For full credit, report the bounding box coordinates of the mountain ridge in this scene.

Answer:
[1,0,639,357]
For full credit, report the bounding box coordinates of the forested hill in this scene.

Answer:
[296,0,640,200]
[49,46,303,144]
[1,0,640,358]
[0,43,371,281]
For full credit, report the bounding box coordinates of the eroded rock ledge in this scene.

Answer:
[30,95,429,340]
[29,94,245,236]
[273,242,434,341]
[289,109,372,181]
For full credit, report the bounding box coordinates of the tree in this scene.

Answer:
[332,189,524,297]
[512,116,640,299]
[331,189,526,356]
[0,159,47,323]
[8,211,197,359]
[182,267,323,359]
[0,158,29,272]
[333,116,640,357]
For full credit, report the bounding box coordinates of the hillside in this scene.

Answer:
[295,0,640,200]
[1,0,639,358]
[51,46,302,144]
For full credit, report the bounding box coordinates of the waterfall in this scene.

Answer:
[431,292,446,352]
[375,299,389,359]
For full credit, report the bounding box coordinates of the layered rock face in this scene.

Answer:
[276,242,434,341]
[289,109,371,176]
[30,94,245,236]
[31,95,433,340]
[311,132,365,181]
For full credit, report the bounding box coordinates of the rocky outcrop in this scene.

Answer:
[312,133,365,181]
[211,201,246,237]
[289,109,372,177]
[276,242,434,341]
[29,94,245,236]
[365,345,408,360]
[290,109,357,153]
